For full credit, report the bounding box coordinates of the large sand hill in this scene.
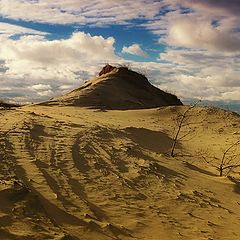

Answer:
[45,66,182,109]
[0,105,240,240]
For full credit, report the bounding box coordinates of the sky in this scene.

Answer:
[0,0,240,105]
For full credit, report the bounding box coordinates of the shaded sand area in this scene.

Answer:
[0,105,240,239]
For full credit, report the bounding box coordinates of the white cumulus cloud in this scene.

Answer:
[29,84,52,91]
[0,31,119,102]
[165,15,240,52]
[122,44,148,57]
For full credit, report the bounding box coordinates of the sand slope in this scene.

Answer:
[0,106,240,239]
[45,67,182,109]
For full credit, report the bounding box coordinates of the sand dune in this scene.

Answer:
[0,105,240,240]
[44,65,182,109]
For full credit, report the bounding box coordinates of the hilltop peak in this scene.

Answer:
[98,64,117,76]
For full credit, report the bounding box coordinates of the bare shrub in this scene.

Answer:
[198,140,240,176]
[170,100,201,157]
